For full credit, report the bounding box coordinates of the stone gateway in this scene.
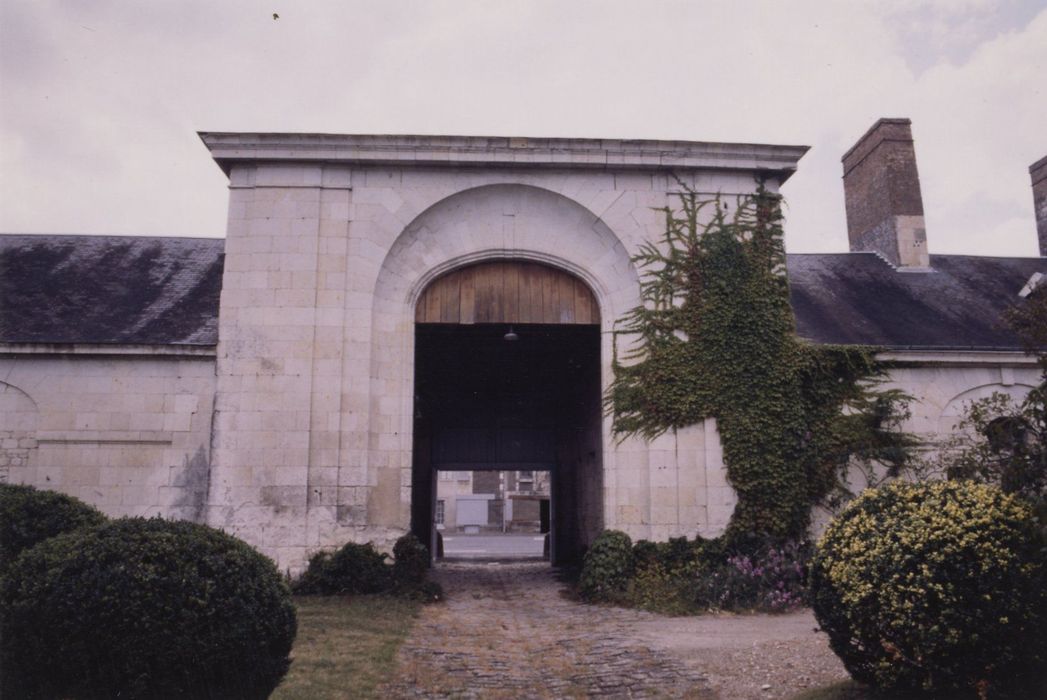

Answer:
[1,120,1044,572]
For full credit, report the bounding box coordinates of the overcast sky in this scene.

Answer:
[2,0,1045,255]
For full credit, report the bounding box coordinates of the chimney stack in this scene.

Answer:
[842,118,929,268]
[1031,155,1047,257]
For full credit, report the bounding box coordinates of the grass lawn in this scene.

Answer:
[272,595,420,700]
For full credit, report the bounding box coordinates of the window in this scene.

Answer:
[518,470,534,492]
[435,499,445,525]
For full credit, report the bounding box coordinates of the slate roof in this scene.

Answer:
[0,235,223,346]
[1,235,1043,351]
[787,252,1046,350]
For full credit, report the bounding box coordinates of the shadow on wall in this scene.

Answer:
[170,445,210,523]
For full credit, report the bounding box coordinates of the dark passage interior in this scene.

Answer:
[412,323,602,565]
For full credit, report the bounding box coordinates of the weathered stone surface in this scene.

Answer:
[0,354,215,521]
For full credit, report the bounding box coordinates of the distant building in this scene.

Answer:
[435,469,550,533]
[1,120,1043,571]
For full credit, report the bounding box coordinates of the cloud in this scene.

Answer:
[909,7,1047,255]
[879,0,1043,72]
[0,1,1043,256]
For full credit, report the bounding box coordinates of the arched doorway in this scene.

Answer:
[412,260,603,565]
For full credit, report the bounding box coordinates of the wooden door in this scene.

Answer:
[416,261,599,325]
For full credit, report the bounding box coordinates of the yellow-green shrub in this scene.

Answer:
[810,481,1047,698]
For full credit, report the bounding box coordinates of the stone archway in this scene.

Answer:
[412,261,603,564]
[368,184,641,562]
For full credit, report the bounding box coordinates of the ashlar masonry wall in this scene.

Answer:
[201,134,809,570]
[0,348,216,521]
[810,350,1043,531]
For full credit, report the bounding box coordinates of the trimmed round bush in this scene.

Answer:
[1,517,296,700]
[294,540,391,595]
[810,481,1047,698]
[0,483,105,572]
[393,533,430,588]
[579,529,634,601]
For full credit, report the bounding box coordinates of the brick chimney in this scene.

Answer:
[842,118,929,268]
[1031,155,1047,257]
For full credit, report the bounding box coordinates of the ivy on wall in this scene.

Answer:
[608,183,914,542]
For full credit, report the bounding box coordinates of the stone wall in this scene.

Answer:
[810,351,1042,532]
[0,333,1037,570]
[0,350,216,521]
[203,134,793,570]
[0,381,38,483]
[624,418,735,543]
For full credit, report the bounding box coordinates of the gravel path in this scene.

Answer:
[631,611,850,699]
[382,562,848,699]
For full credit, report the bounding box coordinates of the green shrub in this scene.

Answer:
[0,483,105,572]
[294,541,392,595]
[0,517,296,700]
[661,535,702,573]
[695,535,727,564]
[810,481,1047,698]
[588,531,808,614]
[629,562,695,615]
[293,550,338,593]
[392,533,429,589]
[627,536,808,614]
[632,539,661,571]
[579,530,634,601]
[294,534,442,601]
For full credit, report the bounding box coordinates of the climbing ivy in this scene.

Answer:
[608,183,915,543]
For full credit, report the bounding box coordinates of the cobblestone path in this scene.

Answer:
[381,562,714,699]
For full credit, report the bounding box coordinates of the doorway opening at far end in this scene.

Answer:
[410,260,603,566]
[435,468,551,561]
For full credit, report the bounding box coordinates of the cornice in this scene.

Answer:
[878,350,1039,367]
[198,132,809,182]
[0,343,216,358]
